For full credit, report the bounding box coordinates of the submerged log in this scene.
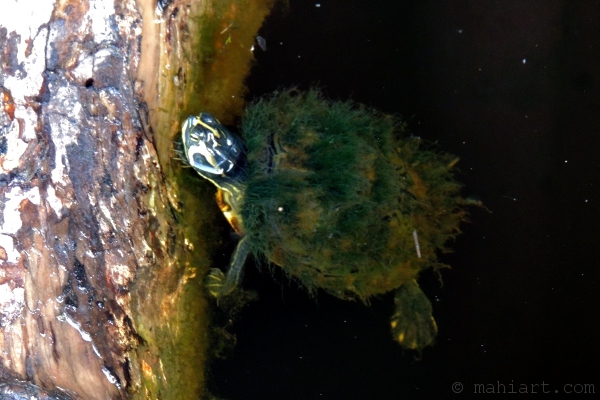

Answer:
[0,0,274,398]
[0,0,174,398]
[0,0,272,399]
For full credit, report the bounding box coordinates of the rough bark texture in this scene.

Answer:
[0,0,184,398]
[0,0,276,397]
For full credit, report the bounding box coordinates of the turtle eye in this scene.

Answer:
[190,132,201,142]
[200,113,217,126]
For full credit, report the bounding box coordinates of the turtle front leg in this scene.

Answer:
[205,236,250,301]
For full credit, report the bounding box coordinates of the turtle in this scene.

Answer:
[179,89,471,351]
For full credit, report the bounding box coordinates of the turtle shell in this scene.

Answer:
[239,89,467,301]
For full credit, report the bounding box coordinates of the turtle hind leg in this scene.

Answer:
[205,236,250,301]
[390,279,438,352]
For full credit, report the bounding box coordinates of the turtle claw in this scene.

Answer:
[205,268,227,298]
[204,268,239,305]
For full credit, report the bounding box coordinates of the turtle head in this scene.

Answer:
[181,113,245,188]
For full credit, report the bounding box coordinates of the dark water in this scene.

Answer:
[208,1,600,398]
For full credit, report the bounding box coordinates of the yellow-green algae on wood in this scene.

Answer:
[133,0,275,399]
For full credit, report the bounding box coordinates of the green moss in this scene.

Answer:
[239,89,469,301]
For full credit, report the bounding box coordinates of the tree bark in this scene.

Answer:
[0,0,275,398]
[0,0,188,398]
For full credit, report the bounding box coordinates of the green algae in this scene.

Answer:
[240,89,469,302]
[216,88,477,352]
[130,0,276,398]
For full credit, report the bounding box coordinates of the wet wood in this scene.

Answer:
[1,0,275,398]
[0,0,187,398]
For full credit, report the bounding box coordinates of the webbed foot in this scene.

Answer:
[204,236,250,302]
[205,268,227,298]
[390,279,438,352]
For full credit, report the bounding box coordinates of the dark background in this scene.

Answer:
[207,1,600,398]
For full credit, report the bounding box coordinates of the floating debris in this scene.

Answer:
[413,229,422,258]
[256,35,267,51]
[220,22,233,35]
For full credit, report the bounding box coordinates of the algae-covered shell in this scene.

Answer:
[239,89,466,301]
[181,88,471,351]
